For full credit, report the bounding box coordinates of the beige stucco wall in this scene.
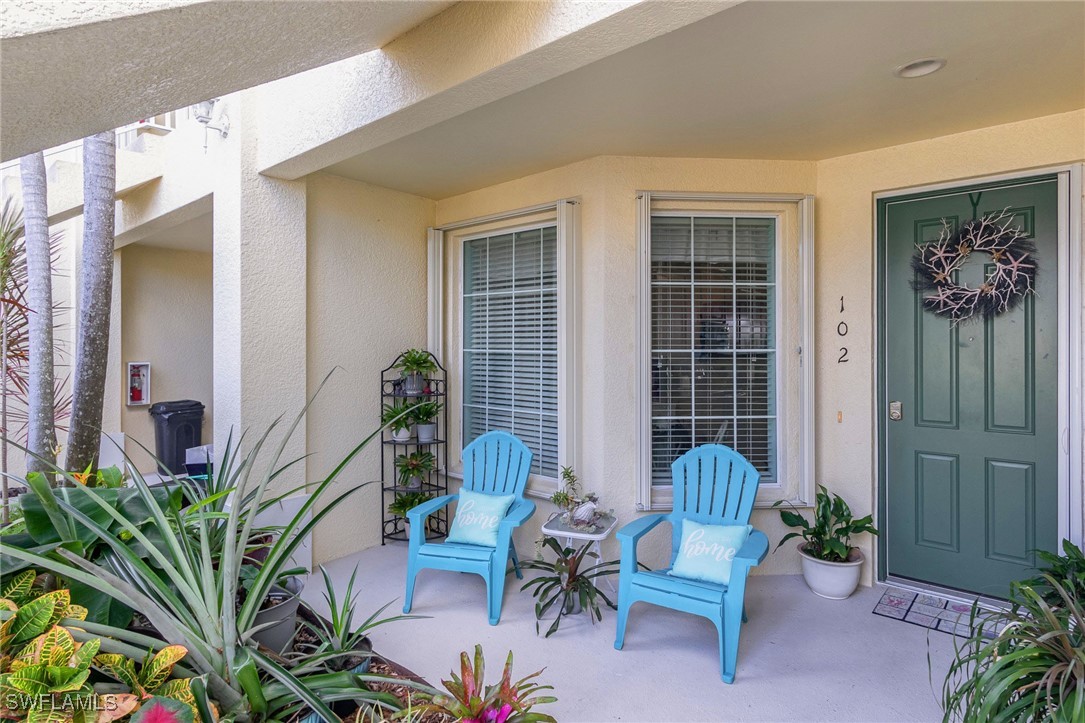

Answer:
[437,155,819,575]
[815,109,1085,580]
[120,244,213,472]
[305,172,436,563]
[431,109,1085,581]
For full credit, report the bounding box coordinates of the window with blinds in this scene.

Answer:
[650,215,777,486]
[462,226,559,479]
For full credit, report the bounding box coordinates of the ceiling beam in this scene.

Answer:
[256,0,742,181]
[1,0,451,161]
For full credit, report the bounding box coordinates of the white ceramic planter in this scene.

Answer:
[391,426,413,442]
[797,543,864,600]
[416,423,437,443]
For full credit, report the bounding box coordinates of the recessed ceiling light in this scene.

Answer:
[895,58,947,78]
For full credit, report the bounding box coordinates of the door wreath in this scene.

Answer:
[911,208,1037,324]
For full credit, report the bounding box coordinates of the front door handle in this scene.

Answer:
[889,401,903,421]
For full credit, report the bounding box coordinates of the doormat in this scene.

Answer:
[873,586,988,638]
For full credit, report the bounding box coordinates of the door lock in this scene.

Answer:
[889,401,903,421]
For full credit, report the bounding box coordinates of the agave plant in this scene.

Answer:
[406,644,556,723]
[1,374,412,721]
[940,574,1084,722]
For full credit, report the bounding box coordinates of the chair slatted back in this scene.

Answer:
[461,431,533,498]
[669,444,761,564]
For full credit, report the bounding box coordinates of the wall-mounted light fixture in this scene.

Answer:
[194,98,229,151]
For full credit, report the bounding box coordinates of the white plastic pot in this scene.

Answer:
[416,423,437,443]
[797,543,864,600]
[391,426,413,442]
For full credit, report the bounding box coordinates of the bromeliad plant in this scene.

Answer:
[406,644,556,723]
[772,484,878,562]
[940,574,1085,722]
[1,374,408,722]
[394,450,435,488]
[519,537,619,637]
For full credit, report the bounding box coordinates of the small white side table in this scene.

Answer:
[540,513,619,591]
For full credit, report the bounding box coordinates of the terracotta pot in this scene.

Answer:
[797,543,864,600]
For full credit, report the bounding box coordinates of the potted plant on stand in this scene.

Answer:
[396,349,437,397]
[550,466,604,530]
[772,484,879,600]
[395,450,435,490]
[382,399,416,442]
[411,400,443,444]
[388,491,434,539]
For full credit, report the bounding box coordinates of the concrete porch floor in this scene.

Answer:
[304,544,956,722]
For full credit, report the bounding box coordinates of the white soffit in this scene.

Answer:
[325,0,1085,199]
[0,0,453,161]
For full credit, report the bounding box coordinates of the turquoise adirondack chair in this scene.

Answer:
[614,444,768,683]
[403,431,536,625]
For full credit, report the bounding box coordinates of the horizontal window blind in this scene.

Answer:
[463,226,559,478]
[650,215,777,486]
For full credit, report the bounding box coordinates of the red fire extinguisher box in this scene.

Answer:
[127,362,151,406]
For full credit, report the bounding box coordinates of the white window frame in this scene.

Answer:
[429,199,578,495]
[635,192,815,510]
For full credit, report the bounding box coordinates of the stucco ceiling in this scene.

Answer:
[326,1,1085,199]
[133,212,212,253]
[1,0,453,161]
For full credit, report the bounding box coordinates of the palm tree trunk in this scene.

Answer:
[66,132,115,474]
[19,151,57,475]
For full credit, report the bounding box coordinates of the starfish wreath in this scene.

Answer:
[910,208,1038,325]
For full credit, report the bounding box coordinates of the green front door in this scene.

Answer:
[880,177,1061,599]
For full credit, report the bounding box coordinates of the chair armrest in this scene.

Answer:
[616,514,668,574]
[407,494,457,524]
[615,514,668,545]
[733,529,769,568]
[501,499,535,529]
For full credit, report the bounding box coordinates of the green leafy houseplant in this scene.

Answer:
[395,450,435,488]
[519,537,619,637]
[940,574,1084,722]
[408,400,442,426]
[405,644,556,723]
[1,375,409,722]
[382,400,418,435]
[548,467,581,514]
[0,577,199,721]
[772,484,878,562]
[395,349,438,379]
[1023,539,1085,607]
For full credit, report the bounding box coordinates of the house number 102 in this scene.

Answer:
[838,296,849,363]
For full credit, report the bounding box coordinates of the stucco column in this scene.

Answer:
[212,90,307,485]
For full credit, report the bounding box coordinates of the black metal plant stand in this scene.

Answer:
[380,351,449,544]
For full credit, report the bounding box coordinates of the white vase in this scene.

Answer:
[797,543,864,599]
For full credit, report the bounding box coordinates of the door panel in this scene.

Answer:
[882,178,1059,599]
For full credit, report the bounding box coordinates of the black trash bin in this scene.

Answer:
[149,400,205,474]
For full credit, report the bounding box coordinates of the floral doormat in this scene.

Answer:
[873,586,984,637]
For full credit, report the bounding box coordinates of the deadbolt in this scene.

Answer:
[889,401,903,421]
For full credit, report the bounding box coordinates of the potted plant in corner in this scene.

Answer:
[411,400,443,443]
[396,348,437,397]
[772,484,879,600]
[395,450,436,490]
[382,399,415,442]
[388,490,434,538]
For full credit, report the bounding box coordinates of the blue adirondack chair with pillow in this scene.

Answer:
[614,444,767,683]
[403,431,535,625]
